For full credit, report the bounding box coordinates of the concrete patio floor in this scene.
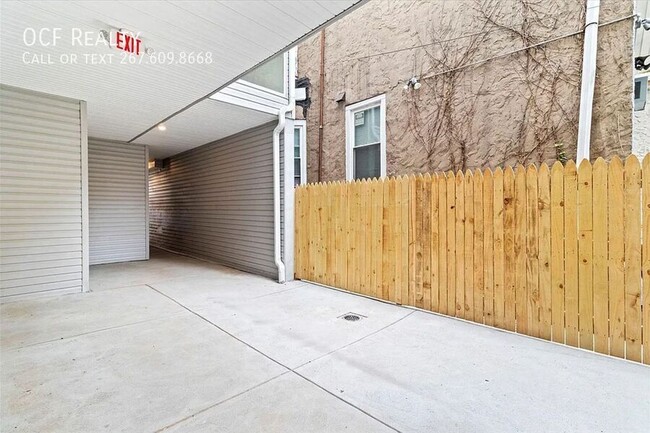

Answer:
[1,249,649,432]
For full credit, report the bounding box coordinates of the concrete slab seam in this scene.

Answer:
[144,284,403,433]
[293,310,416,370]
[154,371,291,432]
[3,312,189,352]
[248,283,309,300]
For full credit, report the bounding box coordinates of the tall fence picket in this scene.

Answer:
[624,156,642,362]
[515,165,527,334]
[592,158,608,354]
[483,169,494,326]
[455,171,465,318]
[473,170,484,323]
[578,161,594,350]
[464,171,475,321]
[438,174,448,315]
[538,164,552,341]
[609,157,626,358]
[550,162,565,344]
[447,173,456,315]
[493,167,506,328]
[643,155,650,364]
[503,167,516,331]
[564,161,579,347]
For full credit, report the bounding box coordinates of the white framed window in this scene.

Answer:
[345,94,386,181]
[293,120,307,186]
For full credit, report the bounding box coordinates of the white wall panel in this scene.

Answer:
[0,85,84,298]
[149,122,277,278]
[88,139,148,265]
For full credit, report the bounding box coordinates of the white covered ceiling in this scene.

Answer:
[136,99,276,158]
[0,0,360,157]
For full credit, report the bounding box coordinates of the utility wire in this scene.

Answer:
[346,14,635,80]
[353,30,486,61]
[418,14,635,81]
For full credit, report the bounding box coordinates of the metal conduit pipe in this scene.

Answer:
[576,0,601,163]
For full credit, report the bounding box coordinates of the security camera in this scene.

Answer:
[636,55,650,71]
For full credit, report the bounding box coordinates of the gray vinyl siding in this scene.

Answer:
[88,139,148,265]
[149,122,277,278]
[0,85,84,298]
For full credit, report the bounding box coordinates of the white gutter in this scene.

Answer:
[273,48,296,283]
[576,0,601,163]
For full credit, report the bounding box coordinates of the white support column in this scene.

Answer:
[283,120,296,282]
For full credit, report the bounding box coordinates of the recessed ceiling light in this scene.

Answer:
[157,123,167,131]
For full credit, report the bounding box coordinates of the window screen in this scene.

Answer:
[353,106,381,180]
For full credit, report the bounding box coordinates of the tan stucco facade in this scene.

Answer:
[298,0,635,182]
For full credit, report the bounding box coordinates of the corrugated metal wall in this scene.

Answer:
[88,139,148,265]
[0,85,85,298]
[149,122,277,278]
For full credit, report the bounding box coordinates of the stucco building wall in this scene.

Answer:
[298,0,634,182]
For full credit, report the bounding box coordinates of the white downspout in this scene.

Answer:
[576,0,600,163]
[273,106,290,283]
[273,49,296,283]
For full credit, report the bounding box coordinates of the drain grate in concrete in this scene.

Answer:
[339,312,366,322]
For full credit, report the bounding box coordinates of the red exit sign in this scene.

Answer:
[115,31,142,55]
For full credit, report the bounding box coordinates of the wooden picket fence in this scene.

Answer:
[295,156,649,364]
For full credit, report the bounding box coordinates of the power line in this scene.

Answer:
[419,14,635,81]
[345,13,634,75]
[352,30,486,61]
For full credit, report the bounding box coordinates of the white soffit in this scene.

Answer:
[136,99,276,159]
[0,0,360,154]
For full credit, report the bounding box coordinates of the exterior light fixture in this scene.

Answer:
[157,123,167,131]
[404,77,421,91]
